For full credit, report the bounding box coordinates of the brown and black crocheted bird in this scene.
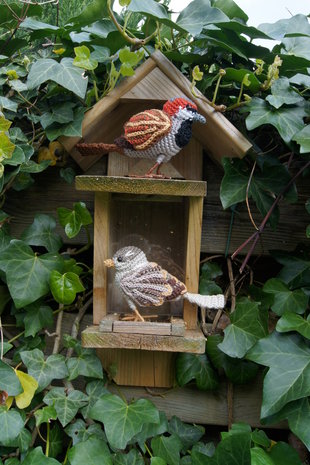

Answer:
[104,246,225,321]
[76,97,206,178]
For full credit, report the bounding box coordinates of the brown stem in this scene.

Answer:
[66,296,93,358]
[232,160,310,273]
[52,304,64,354]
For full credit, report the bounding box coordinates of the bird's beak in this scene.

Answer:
[194,113,206,124]
[104,258,115,268]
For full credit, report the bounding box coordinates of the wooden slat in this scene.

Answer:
[150,50,252,163]
[184,196,204,329]
[76,175,206,197]
[82,326,205,353]
[171,317,185,336]
[113,321,172,335]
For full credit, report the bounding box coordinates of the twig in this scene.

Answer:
[245,161,259,230]
[226,258,236,312]
[200,254,222,265]
[232,160,310,273]
[66,297,93,358]
[52,304,64,354]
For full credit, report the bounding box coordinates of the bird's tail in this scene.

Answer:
[75,142,119,156]
[184,292,225,309]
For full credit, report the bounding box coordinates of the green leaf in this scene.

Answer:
[292,124,310,153]
[220,158,248,209]
[273,252,310,287]
[282,37,310,61]
[0,360,23,396]
[66,348,103,380]
[65,419,105,445]
[0,240,62,308]
[41,103,75,128]
[0,96,18,112]
[191,442,215,464]
[251,429,271,448]
[43,387,88,427]
[175,353,219,390]
[224,68,261,93]
[266,77,304,109]
[276,312,310,339]
[21,214,62,252]
[20,17,59,32]
[213,0,248,21]
[20,160,50,174]
[57,201,92,238]
[3,427,32,453]
[45,107,85,142]
[50,270,85,305]
[241,98,307,144]
[21,349,68,392]
[114,449,144,465]
[259,14,310,40]
[268,442,302,465]
[168,416,204,452]
[27,58,88,99]
[68,436,112,465]
[0,132,15,161]
[246,332,310,418]
[119,47,144,67]
[49,423,63,459]
[263,278,308,315]
[250,447,274,465]
[202,432,251,465]
[34,405,57,427]
[24,303,54,338]
[82,19,116,39]
[133,411,168,451]
[80,379,109,419]
[128,0,169,22]
[218,298,268,358]
[73,45,98,70]
[22,446,61,465]
[89,393,160,449]
[151,434,183,465]
[0,116,12,132]
[0,407,24,443]
[201,262,223,280]
[176,0,229,36]
[60,167,76,184]
[151,458,166,465]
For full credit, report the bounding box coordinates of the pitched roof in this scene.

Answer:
[61,50,252,171]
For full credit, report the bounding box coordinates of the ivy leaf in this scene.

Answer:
[43,387,88,427]
[0,116,12,132]
[204,432,251,465]
[191,442,215,464]
[3,426,32,453]
[168,416,204,453]
[200,262,223,280]
[40,102,75,128]
[22,446,62,465]
[0,96,18,112]
[0,360,23,396]
[114,449,144,465]
[175,353,219,390]
[292,124,310,154]
[34,405,58,427]
[66,348,103,381]
[266,77,304,109]
[68,436,112,465]
[65,419,105,445]
[27,58,88,99]
[57,201,92,238]
[49,423,63,459]
[0,132,15,161]
[268,442,303,465]
[241,98,307,144]
[220,158,248,209]
[0,240,63,308]
[272,252,310,288]
[21,214,62,253]
[282,37,310,61]
[14,370,38,409]
[80,379,109,420]
[119,47,144,77]
[263,278,308,315]
[151,458,166,465]
[224,68,261,93]
[276,312,310,339]
[176,0,229,36]
[0,407,24,442]
[247,332,310,418]
[24,303,54,338]
[218,298,268,358]
[45,107,85,142]
[50,270,85,305]
[151,434,183,465]
[73,45,98,70]
[133,411,168,451]
[259,14,310,40]
[21,349,68,392]
[250,447,274,465]
[89,393,160,449]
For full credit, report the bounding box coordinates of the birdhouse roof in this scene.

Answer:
[61,50,252,171]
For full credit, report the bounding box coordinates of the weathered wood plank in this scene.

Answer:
[76,175,207,197]
[82,326,206,353]
[113,321,172,335]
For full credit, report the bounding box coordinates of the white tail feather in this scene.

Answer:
[184,292,225,309]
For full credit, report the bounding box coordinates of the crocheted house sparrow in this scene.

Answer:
[76,97,206,178]
[104,246,225,321]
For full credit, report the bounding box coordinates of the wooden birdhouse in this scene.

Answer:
[61,51,252,388]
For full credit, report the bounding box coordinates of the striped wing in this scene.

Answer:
[124,109,172,151]
[120,262,187,307]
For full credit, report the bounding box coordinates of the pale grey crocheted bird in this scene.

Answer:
[104,246,225,321]
[76,97,206,178]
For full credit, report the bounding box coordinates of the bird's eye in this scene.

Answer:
[117,256,123,262]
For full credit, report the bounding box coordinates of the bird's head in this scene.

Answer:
[104,246,147,272]
[163,98,206,124]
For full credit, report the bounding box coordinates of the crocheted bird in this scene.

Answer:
[104,246,225,321]
[76,97,206,178]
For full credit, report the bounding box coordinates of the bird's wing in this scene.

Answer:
[120,262,186,307]
[124,109,172,151]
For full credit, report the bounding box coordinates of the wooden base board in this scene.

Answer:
[97,348,175,387]
[99,315,185,336]
[82,326,205,353]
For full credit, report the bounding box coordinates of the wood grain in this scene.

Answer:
[76,175,207,197]
[113,321,172,335]
[82,326,206,353]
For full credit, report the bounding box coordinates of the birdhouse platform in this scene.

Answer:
[77,175,207,387]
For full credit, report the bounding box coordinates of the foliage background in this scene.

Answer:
[0,0,309,463]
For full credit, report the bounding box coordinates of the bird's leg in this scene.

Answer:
[144,162,170,179]
[133,307,145,322]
